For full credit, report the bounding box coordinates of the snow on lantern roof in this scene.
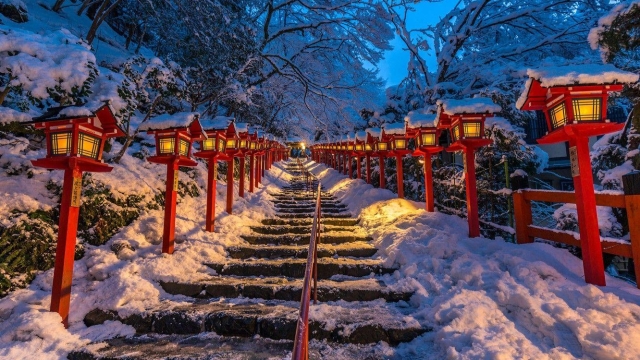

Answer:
[437,98,502,116]
[235,122,249,133]
[355,131,367,141]
[526,64,639,88]
[30,102,125,136]
[405,109,437,128]
[139,112,199,131]
[366,127,381,139]
[383,122,406,135]
[516,64,640,110]
[199,116,234,131]
[286,136,303,143]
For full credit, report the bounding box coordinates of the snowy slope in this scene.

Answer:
[307,161,640,360]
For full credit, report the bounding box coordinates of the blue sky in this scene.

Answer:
[378,1,456,87]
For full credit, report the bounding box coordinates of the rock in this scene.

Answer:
[160,281,204,297]
[0,1,28,23]
[83,308,118,327]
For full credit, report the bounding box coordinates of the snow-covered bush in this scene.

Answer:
[554,204,624,238]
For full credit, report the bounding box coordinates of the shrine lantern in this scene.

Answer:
[194,116,233,232]
[437,98,502,238]
[384,122,411,199]
[517,64,639,286]
[406,109,443,212]
[29,102,125,328]
[142,112,205,253]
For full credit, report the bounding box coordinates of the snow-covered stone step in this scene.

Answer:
[276,212,353,219]
[160,277,412,302]
[275,207,349,214]
[205,258,394,278]
[83,301,427,345]
[227,242,377,259]
[275,202,347,209]
[271,199,342,206]
[262,218,359,227]
[240,232,371,245]
[250,224,357,235]
[68,334,293,360]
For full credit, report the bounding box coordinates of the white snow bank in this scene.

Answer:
[437,98,502,115]
[0,107,33,124]
[198,116,233,131]
[138,112,199,131]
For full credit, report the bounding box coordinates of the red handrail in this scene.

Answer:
[291,181,322,360]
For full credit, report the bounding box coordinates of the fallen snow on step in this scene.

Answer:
[308,160,640,359]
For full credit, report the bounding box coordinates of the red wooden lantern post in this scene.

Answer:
[354,131,367,179]
[438,98,501,238]
[235,123,250,198]
[517,64,639,286]
[247,130,258,193]
[224,124,241,214]
[367,128,387,188]
[143,112,205,253]
[406,110,442,212]
[345,134,356,178]
[30,103,125,328]
[385,123,411,199]
[364,130,376,184]
[194,117,232,232]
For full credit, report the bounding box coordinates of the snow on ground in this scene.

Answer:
[0,160,291,360]
[307,160,640,360]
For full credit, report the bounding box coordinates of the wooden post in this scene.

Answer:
[570,136,605,286]
[249,155,255,193]
[396,155,404,199]
[512,191,534,244]
[356,156,362,179]
[379,156,385,189]
[226,159,234,214]
[346,155,351,177]
[623,171,640,289]
[464,149,480,238]
[205,158,217,232]
[239,156,245,198]
[162,160,179,253]
[50,163,82,328]
[366,155,371,184]
[424,154,434,212]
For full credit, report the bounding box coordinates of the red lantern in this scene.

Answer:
[518,64,639,286]
[143,112,205,254]
[406,110,442,212]
[30,102,125,327]
[384,123,411,199]
[437,98,501,238]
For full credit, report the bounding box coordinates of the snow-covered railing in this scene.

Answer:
[513,189,640,287]
[292,181,322,360]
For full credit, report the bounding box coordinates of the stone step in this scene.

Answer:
[83,302,427,345]
[272,200,341,206]
[249,225,356,235]
[160,277,412,302]
[228,242,377,259]
[240,233,370,245]
[205,258,393,278]
[262,218,359,227]
[275,203,346,209]
[276,213,353,219]
[69,334,293,360]
[276,207,349,214]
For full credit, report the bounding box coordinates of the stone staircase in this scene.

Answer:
[71,161,426,359]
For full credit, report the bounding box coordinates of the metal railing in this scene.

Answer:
[291,181,322,360]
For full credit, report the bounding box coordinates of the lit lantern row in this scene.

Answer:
[29,107,285,327]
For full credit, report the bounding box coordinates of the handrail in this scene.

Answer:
[291,181,322,360]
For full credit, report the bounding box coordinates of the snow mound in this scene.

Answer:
[405,109,437,128]
[138,112,199,131]
[199,116,233,131]
[526,64,639,87]
[437,98,502,115]
[383,122,406,135]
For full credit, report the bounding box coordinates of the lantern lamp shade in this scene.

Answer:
[159,137,175,154]
[394,138,407,150]
[240,139,247,149]
[227,138,237,149]
[377,142,388,151]
[420,133,437,146]
[201,138,216,151]
[77,133,102,159]
[463,121,482,138]
[356,144,363,151]
[250,141,257,150]
[50,132,73,156]
[572,98,601,122]
[179,139,190,156]
[365,144,373,152]
[549,102,567,129]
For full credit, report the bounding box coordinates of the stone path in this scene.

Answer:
[71,161,426,359]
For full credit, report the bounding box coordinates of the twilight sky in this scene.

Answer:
[378,1,456,87]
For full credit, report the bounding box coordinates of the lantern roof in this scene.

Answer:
[516,64,639,110]
[355,131,367,141]
[140,112,199,131]
[437,98,502,116]
[199,116,234,131]
[31,102,125,137]
[383,122,406,135]
[235,122,249,133]
[365,127,381,140]
[405,109,437,128]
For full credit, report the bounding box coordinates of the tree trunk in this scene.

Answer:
[135,22,146,54]
[113,97,159,164]
[52,0,66,12]
[125,23,135,49]
[77,0,97,16]
[86,0,122,45]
